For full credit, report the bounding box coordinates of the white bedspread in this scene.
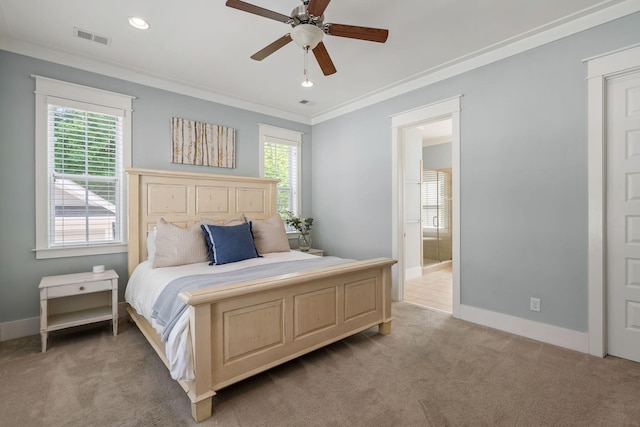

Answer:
[125,251,319,381]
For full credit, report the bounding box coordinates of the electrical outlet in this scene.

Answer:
[530,297,541,312]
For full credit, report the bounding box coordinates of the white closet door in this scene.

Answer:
[403,128,422,279]
[607,70,640,362]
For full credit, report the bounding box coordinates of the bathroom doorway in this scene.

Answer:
[405,118,454,313]
[391,96,460,316]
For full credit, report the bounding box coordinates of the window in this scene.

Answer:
[34,76,133,259]
[258,124,302,227]
[422,169,451,231]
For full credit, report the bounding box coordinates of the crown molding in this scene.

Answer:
[2,0,638,126]
[0,37,312,125]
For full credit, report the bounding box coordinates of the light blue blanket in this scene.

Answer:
[151,256,352,342]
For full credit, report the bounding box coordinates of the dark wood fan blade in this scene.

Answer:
[312,41,337,76]
[250,34,292,61]
[307,0,331,17]
[225,0,290,23]
[325,23,389,43]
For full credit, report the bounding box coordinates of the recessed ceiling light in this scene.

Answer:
[128,16,150,30]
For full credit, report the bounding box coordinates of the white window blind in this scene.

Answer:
[47,100,124,246]
[263,139,299,216]
[422,170,449,230]
[258,124,303,229]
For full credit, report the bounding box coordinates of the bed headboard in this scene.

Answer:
[126,168,279,275]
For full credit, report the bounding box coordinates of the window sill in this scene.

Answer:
[34,243,128,259]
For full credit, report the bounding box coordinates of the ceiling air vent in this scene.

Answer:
[74,27,111,46]
[299,100,310,105]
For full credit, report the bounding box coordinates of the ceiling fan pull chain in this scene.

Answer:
[302,46,314,87]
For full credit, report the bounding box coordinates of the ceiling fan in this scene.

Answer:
[225,0,389,76]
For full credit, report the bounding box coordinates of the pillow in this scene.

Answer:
[146,227,157,262]
[200,214,246,226]
[200,222,260,265]
[152,218,209,268]
[200,214,247,263]
[251,214,290,254]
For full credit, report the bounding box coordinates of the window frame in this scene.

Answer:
[258,124,302,233]
[34,75,133,259]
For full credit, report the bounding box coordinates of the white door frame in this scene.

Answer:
[391,96,461,317]
[586,43,640,357]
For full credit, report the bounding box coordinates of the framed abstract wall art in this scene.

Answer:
[171,117,236,168]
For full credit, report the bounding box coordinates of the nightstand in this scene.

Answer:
[39,270,119,352]
[296,248,324,256]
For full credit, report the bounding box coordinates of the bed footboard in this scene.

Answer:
[179,257,395,422]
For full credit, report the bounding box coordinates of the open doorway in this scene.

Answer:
[390,96,461,317]
[405,118,453,312]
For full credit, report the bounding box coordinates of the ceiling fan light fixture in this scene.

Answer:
[301,46,313,88]
[128,16,150,30]
[290,24,323,49]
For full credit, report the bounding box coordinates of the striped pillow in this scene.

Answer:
[152,218,209,268]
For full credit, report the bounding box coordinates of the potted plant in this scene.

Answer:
[283,211,313,252]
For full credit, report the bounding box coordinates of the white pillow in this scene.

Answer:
[152,218,209,268]
[251,214,291,254]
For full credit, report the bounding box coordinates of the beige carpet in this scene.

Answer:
[1,302,639,426]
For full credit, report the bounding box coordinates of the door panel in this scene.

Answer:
[403,128,422,278]
[607,71,640,362]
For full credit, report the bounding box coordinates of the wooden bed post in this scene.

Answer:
[189,304,215,422]
[191,398,213,423]
[378,264,393,335]
[127,169,141,276]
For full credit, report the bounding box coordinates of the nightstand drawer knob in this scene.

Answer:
[79,286,85,291]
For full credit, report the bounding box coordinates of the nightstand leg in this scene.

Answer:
[40,296,47,352]
[112,278,118,336]
[41,331,47,353]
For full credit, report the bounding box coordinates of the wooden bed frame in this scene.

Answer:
[125,168,395,422]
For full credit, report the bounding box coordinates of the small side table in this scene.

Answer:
[295,248,324,257]
[39,270,119,352]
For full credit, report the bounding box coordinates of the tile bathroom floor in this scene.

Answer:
[404,262,452,313]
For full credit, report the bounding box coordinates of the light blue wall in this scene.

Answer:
[311,12,640,332]
[0,51,311,323]
[423,142,452,170]
[3,12,640,333]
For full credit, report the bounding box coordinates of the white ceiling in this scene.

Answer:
[418,118,453,146]
[0,0,634,123]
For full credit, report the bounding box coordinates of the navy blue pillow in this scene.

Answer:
[201,224,216,263]
[200,222,260,265]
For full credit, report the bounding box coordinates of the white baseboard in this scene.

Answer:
[0,317,40,342]
[458,304,589,354]
[1,301,589,354]
[0,302,130,342]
